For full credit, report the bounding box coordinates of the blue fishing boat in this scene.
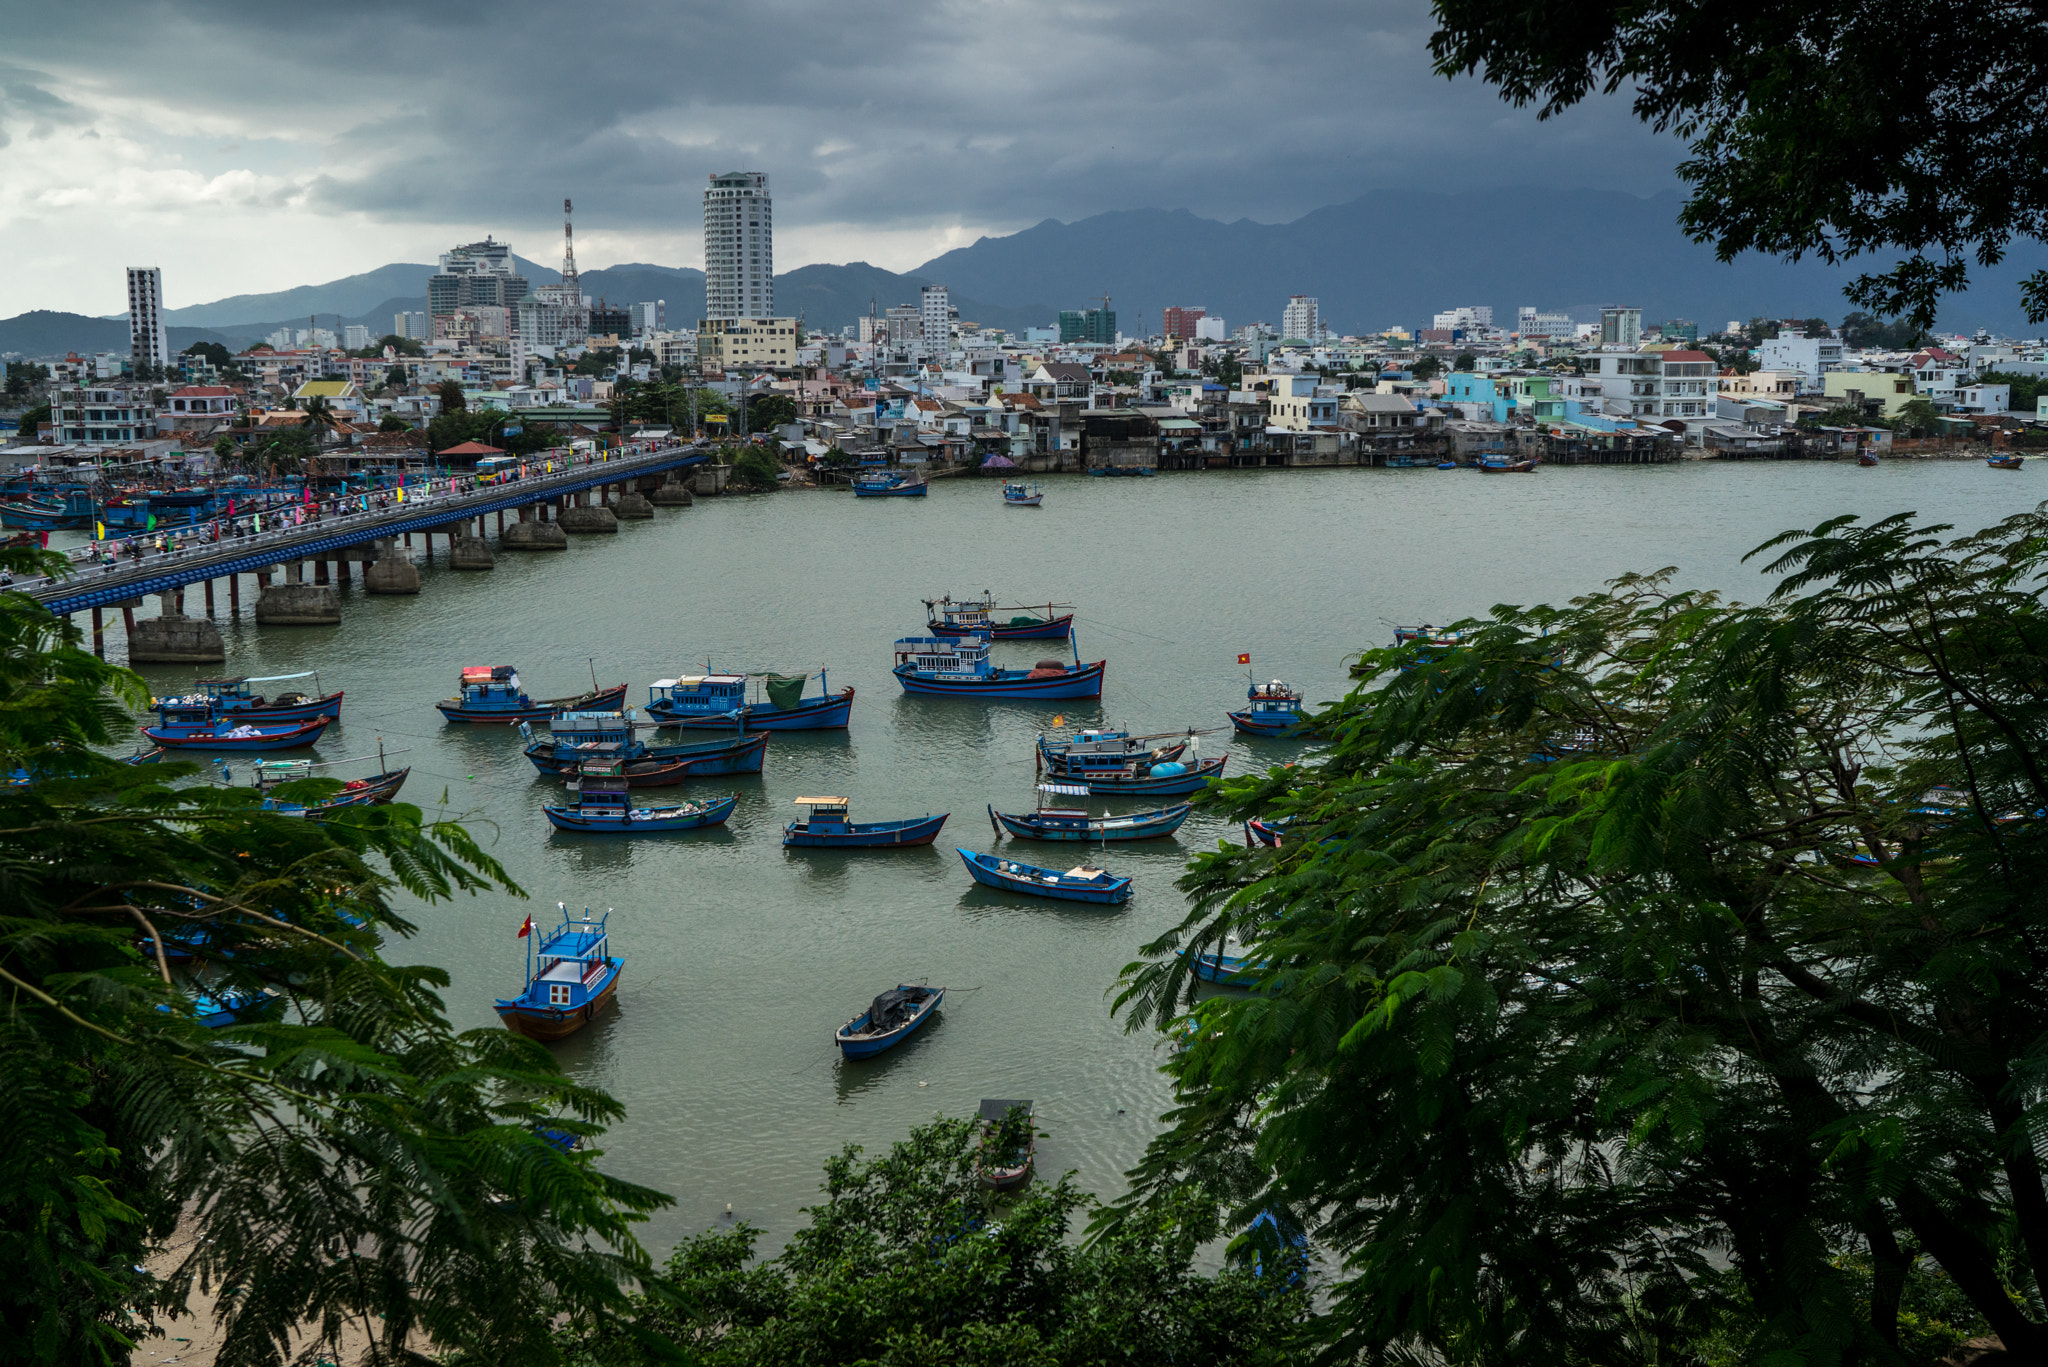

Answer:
[218,757,410,813]
[159,985,280,1028]
[1477,454,1538,473]
[1036,728,1225,795]
[1179,933,1266,986]
[1001,481,1043,506]
[1436,460,1459,470]
[894,635,1105,699]
[957,847,1132,904]
[543,757,737,833]
[925,593,1075,641]
[851,470,928,497]
[1989,453,2025,470]
[195,672,344,723]
[1228,677,1305,737]
[436,665,629,724]
[783,796,948,847]
[494,904,622,1042]
[1244,817,1287,848]
[646,669,855,730]
[0,497,83,531]
[520,713,768,784]
[976,1099,1036,1189]
[142,715,332,751]
[989,785,1192,841]
[835,984,944,1058]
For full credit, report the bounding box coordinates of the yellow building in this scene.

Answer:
[1823,369,1918,417]
[696,317,799,370]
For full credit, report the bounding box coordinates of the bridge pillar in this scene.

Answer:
[128,590,226,664]
[501,513,567,551]
[559,502,619,534]
[255,565,341,626]
[91,607,105,659]
[610,490,654,519]
[229,574,240,617]
[203,578,215,617]
[364,538,420,595]
[314,560,330,585]
[449,534,495,570]
[650,474,694,507]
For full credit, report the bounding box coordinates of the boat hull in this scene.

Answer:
[895,658,1105,699]
[1039,755,1227,796]
[1244,818,1284,848]
[989,802,1191,841]
[957,847,1132,904]
[543,793,738,833]
[1002,494,1043,506]
[496,970,621,1040]
[656,686,855,731]
[526,731,769,782]
[852,480,928,497]
[835,987,944,1058]
[143,717,332,751]
[1228,709,1303,737]
[438,683,628,724]
[1182,948,1260,987]
[316,767,410,809]
[224,691,345,723]
[784,812,949,848]
[1988,456,2025,470]
[929,613,1075,641]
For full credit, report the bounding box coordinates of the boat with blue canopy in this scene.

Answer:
[784,796,949,848]
[851,470,928,497]
[988,784,1192,841]
[436,665,628,724]
[647,668,854,730]
[1228,676,1305,738]
[142,715,332,751]
[1001,481,1043,506]
[521,713,768,784]
[957,847,1132,904]
[543,756,737,833]
[151,672,344,734]
[835,984,944,1058]
[894,634,1105,699]
[1036,728,1225,795]
[212,755,410,813]
[495,903,621,1041]
[925,592,1074,641]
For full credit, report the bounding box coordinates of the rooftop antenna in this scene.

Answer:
[562,198,579,297]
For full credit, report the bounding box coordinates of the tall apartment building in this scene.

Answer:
[1058,308,1116,344]
[1585,349,1718,419]
[920,284,951,358]
[631,301,665,336]
[1432,305,1492,331]
[1600,306,1643,348]
[1162,306,1206,341]
[1281,295,1320,341]
[394,311,429,340]
[703,172,772,320]
[1194,315,1227,342]
[427,237,529,319]
[885,305,922,349]
[343,324,372,350]
[127,267,169,375]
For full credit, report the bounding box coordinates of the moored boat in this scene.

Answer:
[142,715,332,751]
[989,785,1192,841]
[835,984,944,1058]
[543,756,738,832]
[1244,817,1287,848]
[957,847,1132,904]
[1477,454,1538,473]
[1857,451,1881,467]
[894,635,1104,699]
[520,714,769,783]
[494,904,622,1041]
[1001,481,1044,506]
[975,1099,1036,1189]
[852,470,929,497]
[1228,677,1305,737]
[163,985,281,1029]
[925,593,1075,640]
[1988,453,2026,470]
[1179,933,1266,986]
[197,672,343,723]
[783,796,948,848]
[1036,728,1224,795]
[647,669,855,730]
[436,665,628,724]
[221,757,410,812]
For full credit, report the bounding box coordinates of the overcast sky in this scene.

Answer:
[0,0,1687,317]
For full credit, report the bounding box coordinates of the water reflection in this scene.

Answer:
[833,1010,949,1103]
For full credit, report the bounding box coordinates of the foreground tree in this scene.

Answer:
[1116,510,2048,1362]
[0,550,670,1364]
[556,1115,1304,1366]
[1429,0,2048,325]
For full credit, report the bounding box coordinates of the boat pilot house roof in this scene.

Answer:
[893,636,991,673]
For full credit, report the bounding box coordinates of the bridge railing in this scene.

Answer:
[16,441,708,599]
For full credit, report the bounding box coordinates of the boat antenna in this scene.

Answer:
[588,655,598,692]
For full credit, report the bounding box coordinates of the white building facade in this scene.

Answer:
[1758,331,1846,387]
[1281,295,1320,340]
[127,267,169,375]
[703,171,773,320]
[920,284,951,360]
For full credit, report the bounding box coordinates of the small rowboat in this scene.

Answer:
[976,1099,1035,1189]
[1988,454,2026,470]
[784,796,949,848]
[988,786,1192,841]
[835,984,944,1058]
[1244,817,1286,848]
[957,847,1132,904]
[142,716,332,751]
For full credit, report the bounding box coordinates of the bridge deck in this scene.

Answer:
[27,443,712,616]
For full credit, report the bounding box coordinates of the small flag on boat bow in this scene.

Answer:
[516,915,533,939]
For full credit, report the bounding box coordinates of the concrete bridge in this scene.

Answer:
[27,440,718,664]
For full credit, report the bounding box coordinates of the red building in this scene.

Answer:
[1161,306,1206,341]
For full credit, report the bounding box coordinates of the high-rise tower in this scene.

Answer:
[126,267,169,375]
[702,172,772,320]
[561,197,579,299]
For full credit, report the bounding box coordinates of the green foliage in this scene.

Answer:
[571,348,621,378]
[1410,355,1444,380]
[0,548,670,1364]
[728,446,783,491]
[379,334,425,357]
[1800,403,1881,429]
[608,383,726,431]
[1105,368,1139,386]
[16,402,51,437]
[820,445,857,469]
[1454,350,1479,371]
[436,378,466,413]
[180,342,233,370]
[744,392,797,432]
[1840,311,1932,350]
[1114,510,2048,1361]
[6,360,51,399]
[425,408,563,458]
[554,1115,1304,1366]
[211,435,235,461]
[379,413,413,433]
[1893,396,1944,436]
[1975,369,2043,413]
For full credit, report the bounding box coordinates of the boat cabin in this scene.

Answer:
[1244,679,1301,715]
[542,713,638,755]
[925,593,996,632]
[569,757,630,815]
[151,694,218,727]
[197,671,320,710]
[649,674,748,720]
[893,636,992,678]
[1046,732,1177,779]
[792,795,852,830]
[457,664,527,708]
[518,910,613,1012]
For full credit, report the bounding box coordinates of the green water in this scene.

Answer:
[101,462,2042,1251]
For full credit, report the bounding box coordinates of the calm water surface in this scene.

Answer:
[100,461,2042,1252]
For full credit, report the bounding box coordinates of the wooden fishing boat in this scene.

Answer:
[894,635,1104,699]
[1036,728,1224,795]
[1477,454,1538,473]
[226,758,410,812]
[835,984,944,1058]
[543,756,737,832]
[1244,817,1287,848]
[783,796,949,848]
[521,715,769,783]
[436,665,628,724]
[851,470,929,497]
[1179,933,1265,986]
[925,593,1074,641]
[495,904,622,1041]
[1857,451,1881,467]
[975,1099,1036,1190]
[989,785,1192,841]
[957,847,1132,904]
[647,669,855,730]
[1988,453,2026,470]
[195,672,344,723]
[1228,677,1305,737]
[142,715,332,751]
[1001,481,1044,506]
[171,985,281,1029]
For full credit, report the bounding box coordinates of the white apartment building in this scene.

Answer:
[127,267,169,375]
[1194,316,1227,342]
[1585,349,1719,419]
[1758,331,1846,387]
[1600,306,1643,348]
[1281,295,1321,340]
[394,311,429,340]
[1515,306,1574,339]
[343,324,372,350]
[1434,305,1493,331]
[54,384,160,446]
[703,171,772,320]
[921,285,951,360]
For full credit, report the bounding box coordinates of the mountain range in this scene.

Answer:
[6,187,2044,359]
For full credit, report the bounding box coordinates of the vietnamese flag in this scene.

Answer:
[1237,653,1251,664]
[516,915,533,939]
